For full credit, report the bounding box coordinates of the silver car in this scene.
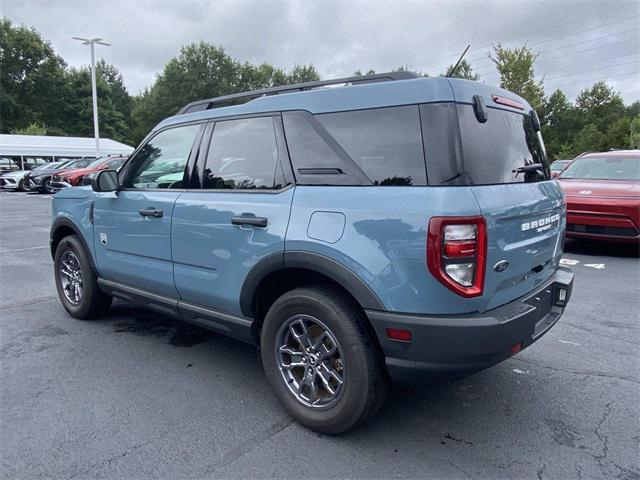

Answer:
[0,170,28,191]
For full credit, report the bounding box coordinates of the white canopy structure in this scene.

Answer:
[0,134,134,166]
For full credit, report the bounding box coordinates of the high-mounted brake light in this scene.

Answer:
[427,216,487,297]
[491,94,525,110]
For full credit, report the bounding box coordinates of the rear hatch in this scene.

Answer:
[455,101,565,311]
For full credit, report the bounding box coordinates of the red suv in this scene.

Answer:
[557,150,640,243]
[50,155,127,192]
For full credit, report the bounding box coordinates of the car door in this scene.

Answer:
[172,115,294,316]
[93,122,203,298]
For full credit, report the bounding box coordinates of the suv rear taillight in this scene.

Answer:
[427,216,487,298]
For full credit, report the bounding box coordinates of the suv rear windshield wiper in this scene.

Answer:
[513,163,544,176]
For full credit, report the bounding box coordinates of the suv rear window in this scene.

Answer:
[456,105,550,185]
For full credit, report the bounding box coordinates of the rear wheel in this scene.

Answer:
[54,235,112,319]
[260,287,387,434]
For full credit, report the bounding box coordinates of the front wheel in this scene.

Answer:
[260,287,387,434]
[54,235,112,319]
[43,178,54,194]
[17,179,24,192]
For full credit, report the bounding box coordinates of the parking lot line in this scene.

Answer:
[0,245,49,254]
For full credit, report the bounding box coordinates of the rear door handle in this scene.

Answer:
[231,216,268,228]
[139,208,163,218]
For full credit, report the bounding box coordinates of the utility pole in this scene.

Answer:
[72,37,111,158]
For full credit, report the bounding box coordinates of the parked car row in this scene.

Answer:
[0,155,127,193]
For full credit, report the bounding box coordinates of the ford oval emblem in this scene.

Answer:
[494,260,509,272]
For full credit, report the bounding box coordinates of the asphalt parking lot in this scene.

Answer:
[1,191,638,480]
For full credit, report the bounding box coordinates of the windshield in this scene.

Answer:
[33,163,52,171]
[63,159,92,169]
[35,162,63,171]
[560,156,640,181]
[550,161,569,172]
[87,157,109,168]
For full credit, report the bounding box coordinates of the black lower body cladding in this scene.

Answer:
[366,267,574,385]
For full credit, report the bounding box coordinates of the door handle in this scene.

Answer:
[139,208,163,218]
[231,216,268,228]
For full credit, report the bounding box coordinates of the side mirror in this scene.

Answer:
[92,169,119,192]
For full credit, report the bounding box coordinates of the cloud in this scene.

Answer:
[4,0,639,102]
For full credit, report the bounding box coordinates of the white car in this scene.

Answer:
[0,170,28,191]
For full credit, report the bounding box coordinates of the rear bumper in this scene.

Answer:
[366,267,574,385]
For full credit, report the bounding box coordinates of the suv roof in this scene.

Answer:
[155,75,533,133]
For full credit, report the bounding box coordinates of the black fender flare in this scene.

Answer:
[50,217,96,270]
[239,250,385,317]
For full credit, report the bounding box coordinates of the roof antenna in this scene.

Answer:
[447,45,471,77]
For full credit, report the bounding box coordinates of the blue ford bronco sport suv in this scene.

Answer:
[51,72,573,434]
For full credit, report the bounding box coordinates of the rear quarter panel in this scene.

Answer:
[286,186,484,315]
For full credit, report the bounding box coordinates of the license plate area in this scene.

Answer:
[525,286,558,338]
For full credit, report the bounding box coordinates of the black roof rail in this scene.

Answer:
[177,71,418,115]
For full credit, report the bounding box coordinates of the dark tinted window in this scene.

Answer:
[203,117,281,189]
[283,111,371,186]
[457,105,550,184]
[124,124,200,189]
[420,103,464,185]
[317,106,426,186]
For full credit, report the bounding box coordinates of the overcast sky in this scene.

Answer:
[4,0,639,103]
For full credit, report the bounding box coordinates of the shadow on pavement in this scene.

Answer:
[97,300,518,439]
[564,238,639,258]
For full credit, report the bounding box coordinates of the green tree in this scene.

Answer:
[575,82,625,133]
[573,124,607,153]
[542,89,577,159]
[442,59,479,80]
[0,18,68,133]
[61,67,129,143]
[130,42,320,144]
[630,116,640,149]
[97,60,132,122]
[11,122,47,135]
[488,44,545,113]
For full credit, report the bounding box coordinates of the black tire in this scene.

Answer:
[43,178,54,194]
[17,179,24,192]
[54,235,112,319]
[260,286,387,434]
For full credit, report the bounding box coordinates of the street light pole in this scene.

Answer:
[89,41,100,157]
[72,37,111,158]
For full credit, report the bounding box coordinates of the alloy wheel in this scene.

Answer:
[59,250,83,305]
[275,315,345,409]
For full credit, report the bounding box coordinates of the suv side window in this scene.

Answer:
[203,116,282,190]
[123,124,200,189]
[316,106,427,186]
